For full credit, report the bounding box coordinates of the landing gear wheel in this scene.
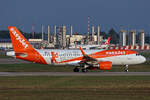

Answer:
[124,65,128,72]
[82,68,87,72]
[73,67,79,72]
[125,69,128,72]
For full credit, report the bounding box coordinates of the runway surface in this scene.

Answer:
[0,72,150,76]
[0,58,30,64]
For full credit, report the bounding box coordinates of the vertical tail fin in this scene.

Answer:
[8,26,47,64]
[104,37,111,45]
[8,26,34,52]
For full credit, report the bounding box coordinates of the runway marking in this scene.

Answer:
[0,72,150,76]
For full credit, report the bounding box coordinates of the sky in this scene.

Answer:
[0,0,150,34]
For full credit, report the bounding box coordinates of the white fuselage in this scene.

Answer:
[7,49,146,66]
[13,49,145,66]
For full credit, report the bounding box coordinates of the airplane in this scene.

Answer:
[69,37,111,49]
[7,26,146,72]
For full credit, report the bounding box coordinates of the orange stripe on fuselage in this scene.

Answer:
[53,49,137,64]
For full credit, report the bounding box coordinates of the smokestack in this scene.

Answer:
[54,25,56,37]
[97,25,100,45]
[53,25,57,45]
[62,26,66,48]
[87,16,90,44]
[42,24,44,40]
[70,25,73,37]
[92,25,95,41]
[48,25,50,43]
[32,24,34,39]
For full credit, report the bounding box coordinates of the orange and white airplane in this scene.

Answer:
[7,26,146,72]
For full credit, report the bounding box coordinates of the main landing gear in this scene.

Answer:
[73,65,88,72]
[82,64,88,72]
[81,68,87,72]
[73,67,80,72]
[73,67,88,72]
[124,65,128,72]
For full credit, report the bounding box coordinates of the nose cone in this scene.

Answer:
[140,56,146,63]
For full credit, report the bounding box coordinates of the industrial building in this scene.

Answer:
[120,30,126,46]
[56,26,67,48]
[138,30,145,47]
[119,29,146,47]
[37,24,103,49]
[128,30,136,46]
[0,39,12,49]
[0,24,149,50]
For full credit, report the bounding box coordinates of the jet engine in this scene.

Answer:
[98,61,112,70]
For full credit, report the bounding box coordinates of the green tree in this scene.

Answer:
[100,31,108,39]
[108,28,119,44]
[0,31,10,38]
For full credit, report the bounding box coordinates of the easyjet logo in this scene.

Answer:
[106,51,126,55]
[10,28,28,48]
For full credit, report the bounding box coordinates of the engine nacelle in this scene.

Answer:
[98,61,112,70]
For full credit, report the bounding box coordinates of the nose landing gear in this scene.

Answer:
[124,65,128,72]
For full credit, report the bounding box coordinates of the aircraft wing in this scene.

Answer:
[79,47,99,65]
[82,54,97,62]
[79,47,110,66]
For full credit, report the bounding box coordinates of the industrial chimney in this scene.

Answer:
[70,25,73,37]
[42,24,44,41]
[97,25,100,45]
[129,30,136,46]
[120,30,126,46]
[47,25,50,43]
[139,30,145,47]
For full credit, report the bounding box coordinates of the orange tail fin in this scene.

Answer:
[8,26,47,64]
[8,26,34,52]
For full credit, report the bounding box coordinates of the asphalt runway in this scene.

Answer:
[0,58,150,77]
[0,72,150,76]
[0,58,30,64]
